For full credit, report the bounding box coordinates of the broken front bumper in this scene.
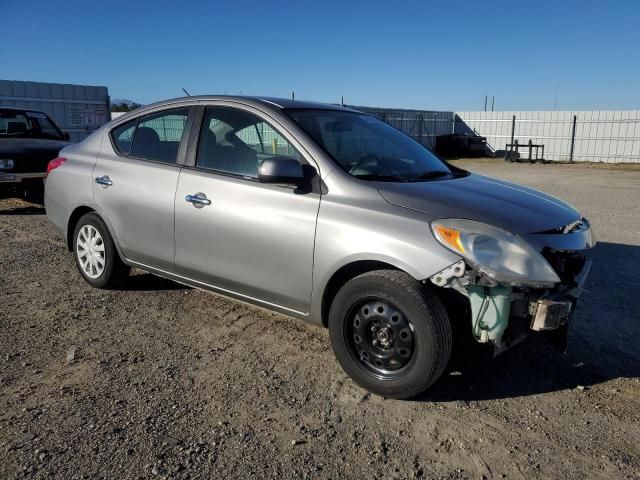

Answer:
[429,218,594,351]
[430,251,592,352]
[530,258,591,331]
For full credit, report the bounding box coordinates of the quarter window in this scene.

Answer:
[196,107,302,178]
[112,108,190,164]
[112,122,136,155]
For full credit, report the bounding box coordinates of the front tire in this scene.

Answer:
[328,270,452,399]
[73,212,130,289]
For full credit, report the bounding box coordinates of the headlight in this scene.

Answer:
[0,159,14,170]
[431,219,560,287]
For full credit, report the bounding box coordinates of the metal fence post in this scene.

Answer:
[507,115,516,160]
[432,113,437,149]
[569,114,577,162]
[510,115,516,146]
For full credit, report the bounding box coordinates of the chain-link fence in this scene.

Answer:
[349,106,455,149]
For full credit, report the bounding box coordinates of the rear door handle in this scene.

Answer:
[95,175,113,187]
[185,192,211,208]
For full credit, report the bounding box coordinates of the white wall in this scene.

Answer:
[457,110,640,163]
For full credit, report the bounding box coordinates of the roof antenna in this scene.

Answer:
[341,96,344,107]
[182,88,191,97]
[291,90,295,101]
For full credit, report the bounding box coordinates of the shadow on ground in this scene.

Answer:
[118,239,638,402]
[421,241,640,402]
[124,272,191,292]
[0,205,45,216]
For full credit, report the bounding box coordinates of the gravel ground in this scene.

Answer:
[1,161,639,479]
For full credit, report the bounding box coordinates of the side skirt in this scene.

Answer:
[123,258,311,322]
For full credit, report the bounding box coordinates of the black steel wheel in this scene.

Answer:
[329,270,452,399]
[346,299,416,379]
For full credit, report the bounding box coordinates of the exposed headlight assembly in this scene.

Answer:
[431,219,560,287]
[0,159,15,170]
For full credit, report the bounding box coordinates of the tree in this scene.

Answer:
[111,102,142,113]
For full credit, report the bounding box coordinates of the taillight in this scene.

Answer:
[46,157,66,175]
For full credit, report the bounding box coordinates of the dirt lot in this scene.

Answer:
[1,161,639,479]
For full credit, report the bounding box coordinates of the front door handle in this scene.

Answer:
[95,175,113,187]
[185,192,211,208]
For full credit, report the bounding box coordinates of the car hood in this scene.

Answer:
[376,173,581,234]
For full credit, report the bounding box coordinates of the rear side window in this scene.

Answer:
[111,108,190,164]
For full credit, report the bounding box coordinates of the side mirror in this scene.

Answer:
[258,157,304,185]
[62,132,71,141]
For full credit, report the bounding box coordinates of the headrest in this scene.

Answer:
[135,126,160,144]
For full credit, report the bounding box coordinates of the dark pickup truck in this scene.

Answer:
[0,107,72,201]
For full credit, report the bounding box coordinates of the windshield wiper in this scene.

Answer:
[353,174,409,182]
[408,170,451,182]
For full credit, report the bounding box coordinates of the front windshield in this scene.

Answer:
[0,110,64,140]
[286,109,453,182]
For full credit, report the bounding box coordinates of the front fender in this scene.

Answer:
[308,195,461,325]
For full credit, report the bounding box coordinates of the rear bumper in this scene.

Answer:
[0,172,46,183]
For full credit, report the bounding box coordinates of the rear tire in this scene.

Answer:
[328,270,452,399]
[72,212,130,289]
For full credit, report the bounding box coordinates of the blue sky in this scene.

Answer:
[3,0,639,110]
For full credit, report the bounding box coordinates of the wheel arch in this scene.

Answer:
[66,205,126,263]
[320,259,406,328]
[66,206,95,251]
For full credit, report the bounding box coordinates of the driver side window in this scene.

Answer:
[196,107,301,178]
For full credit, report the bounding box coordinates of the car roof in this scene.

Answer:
[140,95,360,113]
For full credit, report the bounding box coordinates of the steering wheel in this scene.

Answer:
[349,153,382,175]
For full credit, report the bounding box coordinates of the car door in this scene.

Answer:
[174,105,321,314]
[93,106,193,271]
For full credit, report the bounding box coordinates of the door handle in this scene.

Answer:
[95,175,113,187]
[185,192,211,208]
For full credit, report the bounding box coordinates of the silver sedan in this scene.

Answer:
[45,96,594,399]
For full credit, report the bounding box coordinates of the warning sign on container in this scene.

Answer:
[67,106,83,127]
[84,110,95,127]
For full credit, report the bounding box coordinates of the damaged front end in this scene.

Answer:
[429,218,595,353]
